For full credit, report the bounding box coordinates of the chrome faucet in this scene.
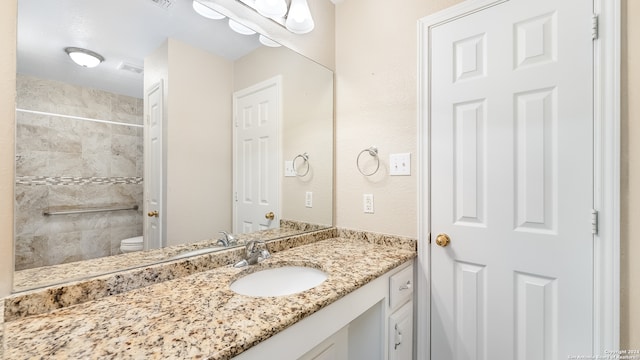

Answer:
[234,240,271,267]
[217,231,236,247]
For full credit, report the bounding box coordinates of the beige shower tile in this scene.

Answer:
[113,94,140,116]
[48,185,80,207]
[14,235,48,271]
[49,127,82,154]
[81,230,112,260]
[47,152,83,177]
[15,151,49,177]
[81,132,112,155]
[46,231,83,266]
[14,185,49,236]
[16,123,52,152]
[81,153,111,177]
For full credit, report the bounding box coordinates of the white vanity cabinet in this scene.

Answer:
[234,260,415,360]
[298,326,349,360]
[388,264,415,360]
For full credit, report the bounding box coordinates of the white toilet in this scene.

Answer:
[120,236,144,253]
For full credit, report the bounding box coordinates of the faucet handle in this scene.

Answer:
[245,240,261,254]
[218,231,237,246]
[234,240,269,267]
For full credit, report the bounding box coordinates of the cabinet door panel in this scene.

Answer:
[389,301,413,360]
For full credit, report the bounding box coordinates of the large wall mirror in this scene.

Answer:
[13,0,333,292]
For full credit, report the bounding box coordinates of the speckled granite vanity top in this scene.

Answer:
[3,234,416,359]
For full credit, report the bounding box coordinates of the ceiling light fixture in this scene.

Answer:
[254,0,287,18]
[259,35,281,47]
[228,19,256,35]
[285,0,314,34]
[192,1,226,20]
[64,47,104,68]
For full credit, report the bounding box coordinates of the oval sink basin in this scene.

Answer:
[230,266,327,297]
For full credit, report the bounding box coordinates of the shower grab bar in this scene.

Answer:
[43,205,139,216]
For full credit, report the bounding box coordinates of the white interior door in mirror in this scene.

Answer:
[429,0,594,358]
[145,81,163,250]
[233,76,281,234]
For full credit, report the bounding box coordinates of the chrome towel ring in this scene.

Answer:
[357,146,380,176]
[293,152,310,177]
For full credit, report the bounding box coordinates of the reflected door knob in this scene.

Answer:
[148,210,159,218]
[435,233,450,247]
[265,211,275,220]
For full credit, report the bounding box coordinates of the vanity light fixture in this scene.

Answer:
[64,47,104,68]
[259,34,281,47]
[194,0,315,35]
[228,18,257,35]
[192,0,226,20]
[254,0,287,18]
[285,0,314,34]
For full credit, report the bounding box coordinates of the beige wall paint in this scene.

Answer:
[144,39,233,247]
[621,0,640,349]
[334,0,461,237]
[0,0,17,297]
[234,46,334,226]
[165,39,234,246]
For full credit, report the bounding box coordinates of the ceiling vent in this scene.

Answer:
[148,0,174,9]
[118,62,144,75]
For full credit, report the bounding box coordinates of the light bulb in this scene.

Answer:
[192,1,226,20]
[285,0,314,34]
[64,47,104,68]
[255,0,287,18]
[228,19,256,35]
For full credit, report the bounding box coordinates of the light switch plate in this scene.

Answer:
[305,191,313,208]
[363,194,374,213]
[389,153,411,176]
[284,161,296,177]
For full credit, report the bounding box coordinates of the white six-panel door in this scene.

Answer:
[144,81,163,250]
[233,77,281,234]
[429,0,593,358]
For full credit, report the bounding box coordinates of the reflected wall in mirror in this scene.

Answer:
[13,0,333,292]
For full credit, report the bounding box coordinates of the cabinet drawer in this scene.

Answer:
[389,263,413,310]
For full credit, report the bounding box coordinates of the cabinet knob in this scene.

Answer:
[399,280,412,291]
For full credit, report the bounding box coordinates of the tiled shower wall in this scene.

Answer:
[14,75,143,270]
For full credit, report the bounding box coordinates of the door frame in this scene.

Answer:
[232,75,283,233]
[416,0,621,358]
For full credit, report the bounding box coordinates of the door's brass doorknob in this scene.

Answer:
[148,210,159,218]
[435,233,450,247]
[265,211,275,220]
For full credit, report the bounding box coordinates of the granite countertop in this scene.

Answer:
[3,237,416,359]
[14,222,327,292]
